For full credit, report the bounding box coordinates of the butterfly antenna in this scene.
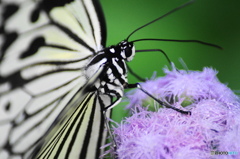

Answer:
[132,38,222,50]
[126,0,195,41]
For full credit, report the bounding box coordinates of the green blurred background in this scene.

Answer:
[100,0,240,121]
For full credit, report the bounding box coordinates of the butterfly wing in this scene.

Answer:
[0,0,106,158]
[32,62,111,159]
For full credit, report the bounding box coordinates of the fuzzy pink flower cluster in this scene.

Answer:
[111,66,240,159]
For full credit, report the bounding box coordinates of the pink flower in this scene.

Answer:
[110,66,240,159]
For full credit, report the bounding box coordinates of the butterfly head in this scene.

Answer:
[118,41,135,62]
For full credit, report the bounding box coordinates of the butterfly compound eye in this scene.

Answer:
[120,41,135,61]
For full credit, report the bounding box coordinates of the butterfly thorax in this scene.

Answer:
[85,41,135,97]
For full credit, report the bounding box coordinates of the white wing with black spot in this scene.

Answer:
[0,0,107,158]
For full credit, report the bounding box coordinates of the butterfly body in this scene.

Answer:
[85,41,135,109]
[31,41,136,158]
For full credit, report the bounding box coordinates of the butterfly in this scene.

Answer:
[0,0,221,158]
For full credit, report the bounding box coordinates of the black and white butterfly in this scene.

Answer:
[0,0,221,158]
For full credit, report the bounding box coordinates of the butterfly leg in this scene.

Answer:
[126,64,145,82]
[102,110,118,159]
[127,83,191,115]
[102,93,122,158]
